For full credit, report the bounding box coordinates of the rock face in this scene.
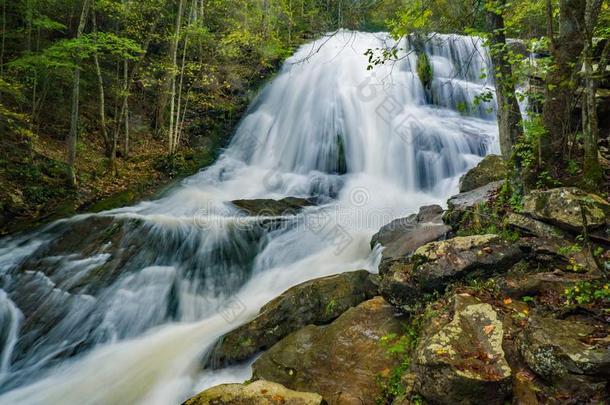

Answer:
[371,205,451,264]
[443,181,504,229]
[518,315,610,381]
[380,235,523,311]
[414,294,512,405]
[459,155,507,193]
[252,297,406,405]
[207,270,378,367]
[183,380,325,405]
[522,187,610,232]
[231,197,315,216]
[505,212,566,239]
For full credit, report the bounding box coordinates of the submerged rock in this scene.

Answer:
[522,188,610,232]
[183,380,325,405]
[371,205,451,266]
[459,155,507,193]
[230,197,316,216]
[252,297,406,405]
[380,235,522,311]
[414,294,512,404]
[207,270,377,367]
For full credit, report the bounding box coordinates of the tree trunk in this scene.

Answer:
[91,9,111,155]
[541,0,586,174]
[168,0,185,155]
[66,0,92,188]
[582,0,604,188]
[486,1,522,160]
[123,59,130,158]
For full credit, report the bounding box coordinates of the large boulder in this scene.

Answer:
[371,205,451,265]
[206,270,378,367]
[459,155,507,193]
[252,297,406,405]
[231,197,315,216]
[443,181,504,229]
[413,294,512,405]
[505,212,567,240]
[517,314,610,401]
[518,315,610,381]
[522,188,610,232]
[183,380,325,405]
[380,235,523,312]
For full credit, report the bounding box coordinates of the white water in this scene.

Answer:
[0,31,498,404]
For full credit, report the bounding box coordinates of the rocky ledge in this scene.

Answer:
[186,157,609,405]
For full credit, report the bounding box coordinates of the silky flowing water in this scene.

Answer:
[0,31,498,404]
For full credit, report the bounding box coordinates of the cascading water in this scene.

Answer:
[0,31,498,404]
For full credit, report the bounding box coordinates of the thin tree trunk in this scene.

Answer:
[168,0,186,155]
[123,59,130,158]
[0,0,6,78]
[91,9,111,155]
[66,0,92,188]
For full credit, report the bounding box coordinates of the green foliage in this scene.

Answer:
[564,282,610,307]
[416,51,433,89]
[376,312,429,404]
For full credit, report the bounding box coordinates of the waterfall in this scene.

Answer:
[0,31,498,405]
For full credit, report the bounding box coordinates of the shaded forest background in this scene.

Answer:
[0,0,608,235]
[0,0,401,234]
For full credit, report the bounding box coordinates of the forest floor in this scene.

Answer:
[0,127,214,235]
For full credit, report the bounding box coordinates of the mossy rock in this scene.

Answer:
[183,380,324,405]
[459,155,507,193]
[413,294,512,405]
[379,235,523,312]
[522,188,610,232]
[252,297,406,405]
[206,270,378,368]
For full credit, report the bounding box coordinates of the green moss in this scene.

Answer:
[417,52,433,90]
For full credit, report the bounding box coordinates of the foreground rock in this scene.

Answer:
[505,212,567,239]
[371,205,451,266]
[183,380,324,405]
[231,197,316,216]
[252,297,406,405]
[459,155,507,193]
[380,235,522,311]
[519,315,610,381]
[414,294,512,404]
[207,270,377,367]
[443,181,504,229]
[522,187,610,232]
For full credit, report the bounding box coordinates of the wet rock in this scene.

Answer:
[518,315,610,381]
[207,270,378,367]
[505,213,567,239]
[459,155,507,193]
[443,181,504,229]
[522,188,610,232]
[183,380,325,405]
[371,205,451,265]
[380,235,523,311]
[252,297,406,405]
[414,294,512,405]
[231,197,316,216]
